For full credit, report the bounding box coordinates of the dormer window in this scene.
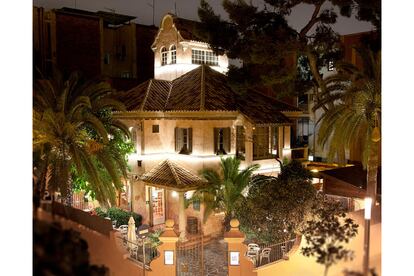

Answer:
[161,47,167,66]
[170,45,176,64]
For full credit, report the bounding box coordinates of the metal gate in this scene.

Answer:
[176,235,204,276]
[176,235,229,276]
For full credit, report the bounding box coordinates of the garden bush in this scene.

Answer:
[94,207,142,228]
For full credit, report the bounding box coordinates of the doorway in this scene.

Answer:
[150,187,165,225]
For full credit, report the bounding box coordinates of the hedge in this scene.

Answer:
[94,207,142,228]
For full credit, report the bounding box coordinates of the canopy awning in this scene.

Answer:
[140,160,207,192]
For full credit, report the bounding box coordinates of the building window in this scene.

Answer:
[253,126,278,160]
[296,118,309,147]
[328,60,335,71]
[104,53,110,65]
[130,127,137,153]
[236,126,245,160]
[152,125,159,133]
[161,47,167,66]
[170,45,176,64]
[214,128,230,155]
[175,127,192,154]
[191,49,218,66]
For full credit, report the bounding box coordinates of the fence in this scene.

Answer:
[116,234,158,267]
[245,238,297,267]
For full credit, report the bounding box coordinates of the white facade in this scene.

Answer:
[152,14,228,81]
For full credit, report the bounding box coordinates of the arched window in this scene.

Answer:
[161,47,167,66]
[170,45,176,64]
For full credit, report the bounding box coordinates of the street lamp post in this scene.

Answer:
[363,197,372,276]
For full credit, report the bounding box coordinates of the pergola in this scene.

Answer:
[140,159,207,239]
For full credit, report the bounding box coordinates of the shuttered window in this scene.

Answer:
[175,127,193,154]
[236,126,245,160]
[214,128,230,155]
[253,126,278,160]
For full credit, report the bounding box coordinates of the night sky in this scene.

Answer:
[33,0,375,35]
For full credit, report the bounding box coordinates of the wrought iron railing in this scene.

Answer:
[245,238,297,267]
[116,234,159,266]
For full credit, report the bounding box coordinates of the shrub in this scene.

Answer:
[94,207,142,228]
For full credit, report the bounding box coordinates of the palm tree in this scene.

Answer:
[33,71,130,205]
[314,47,381,203]
[190,157,259,227]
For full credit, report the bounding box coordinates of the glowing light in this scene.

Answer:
[311,169,319,173]
[364,197,372,219]
[171,191,178,198]
[308,155,314,161]
[272,149,277,155]
[129,126,133,131]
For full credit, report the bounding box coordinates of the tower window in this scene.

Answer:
[170,45,176,64]
[161,47,167,66]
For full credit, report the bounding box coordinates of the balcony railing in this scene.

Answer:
[116,234,158,266]
[245,238,297,267]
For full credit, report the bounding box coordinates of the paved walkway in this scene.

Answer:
[177,238,228,276]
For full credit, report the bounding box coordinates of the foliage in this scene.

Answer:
[34,219,108,275]
[147,229,163,248]
[72,128,134,201]
[94,207,142,228]
[190,157,259,226]
[235,160,316,243]
[314,48,381,166]
[33,71,130,205]
[301,196,359,276]
[197,0,380,99]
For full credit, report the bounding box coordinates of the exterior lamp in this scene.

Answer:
[363,197,372,276]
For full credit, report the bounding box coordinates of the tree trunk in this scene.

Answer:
[324,265,330,276]
[367,141,379,205]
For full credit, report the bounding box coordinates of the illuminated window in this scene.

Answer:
[214,128,230,155]
[175,128,192,154]
[161,47,167,66]
[191,49,218,66]
[170,45,176,64]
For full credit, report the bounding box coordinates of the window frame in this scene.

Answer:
[161,47,168,66]
[170,45,176,64]
[252,126,278,161]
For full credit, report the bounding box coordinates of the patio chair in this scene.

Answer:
[246,243,260,265]
[259,248,271,265]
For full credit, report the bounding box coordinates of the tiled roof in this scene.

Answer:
[140,160,207,191]
[172,15,204,41]
[116,65,299,125]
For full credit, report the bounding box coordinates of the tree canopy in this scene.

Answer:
[197,0,380,99]
[235,160,316,243]
[33,71,131,205]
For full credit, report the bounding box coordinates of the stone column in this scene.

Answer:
[148,219,179,276]
[178,191,186,240]
[224,219,256,276]
[283,126,292,160]
[244,125,253,164]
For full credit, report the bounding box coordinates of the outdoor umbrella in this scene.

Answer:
[127,216,137,250]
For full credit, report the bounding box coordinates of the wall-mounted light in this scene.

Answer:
[171,191,178,198]
[364,197,372,220]
[308,155,314,161]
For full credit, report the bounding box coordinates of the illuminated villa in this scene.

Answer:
[114,13,304,239]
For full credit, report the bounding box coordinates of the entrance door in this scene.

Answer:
[151,187,165,225]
